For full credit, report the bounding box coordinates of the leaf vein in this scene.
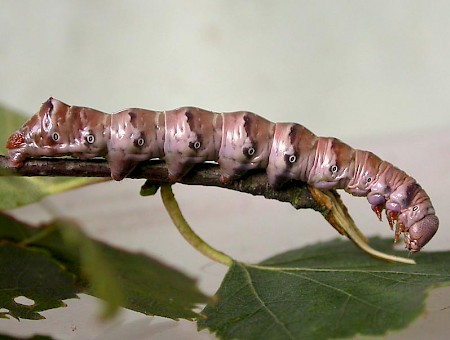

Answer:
[281,270,391,313]
[242,266,295,339]
[250,264,450,278]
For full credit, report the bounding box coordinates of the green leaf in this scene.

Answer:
[0,103,106,210]
[0,104,26,156]
[0,176,108,211]
[0,242,78,320]
[0,212,208,320]
[199,238,450,339]
[140,180,160,196]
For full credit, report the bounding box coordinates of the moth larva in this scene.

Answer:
[6,98,439,252]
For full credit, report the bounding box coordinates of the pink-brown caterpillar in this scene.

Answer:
[6,97,438,252]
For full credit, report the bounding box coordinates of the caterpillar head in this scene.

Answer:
[405,214,439,252]
[6,97,108,167]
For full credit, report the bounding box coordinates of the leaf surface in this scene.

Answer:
[0,212,208,320]
[0,242,77,320]
[0,104,26,156]
[199,238,450,339]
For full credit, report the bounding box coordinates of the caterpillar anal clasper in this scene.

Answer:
[6,97,439,252]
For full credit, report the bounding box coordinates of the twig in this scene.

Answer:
[0,155,415,264]
[0,155,321,211]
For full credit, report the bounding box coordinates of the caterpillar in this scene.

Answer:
[6,97,438,252]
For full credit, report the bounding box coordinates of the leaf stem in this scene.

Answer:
[160,185,234,266]
[20,224,56,246]
[309,187,415,265]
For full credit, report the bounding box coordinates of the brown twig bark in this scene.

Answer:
[0,155,321,211]
[0,155,415,264]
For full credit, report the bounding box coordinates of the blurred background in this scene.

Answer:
[1,1,449,339]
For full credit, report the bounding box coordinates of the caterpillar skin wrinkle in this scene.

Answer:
[6,98,439,252]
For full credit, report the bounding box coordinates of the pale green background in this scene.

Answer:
[1,1,450,137]
[1,1,449,339]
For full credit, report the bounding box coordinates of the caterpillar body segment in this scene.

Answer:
[6,97,438,252]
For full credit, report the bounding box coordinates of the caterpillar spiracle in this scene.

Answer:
[6,98,439,252]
